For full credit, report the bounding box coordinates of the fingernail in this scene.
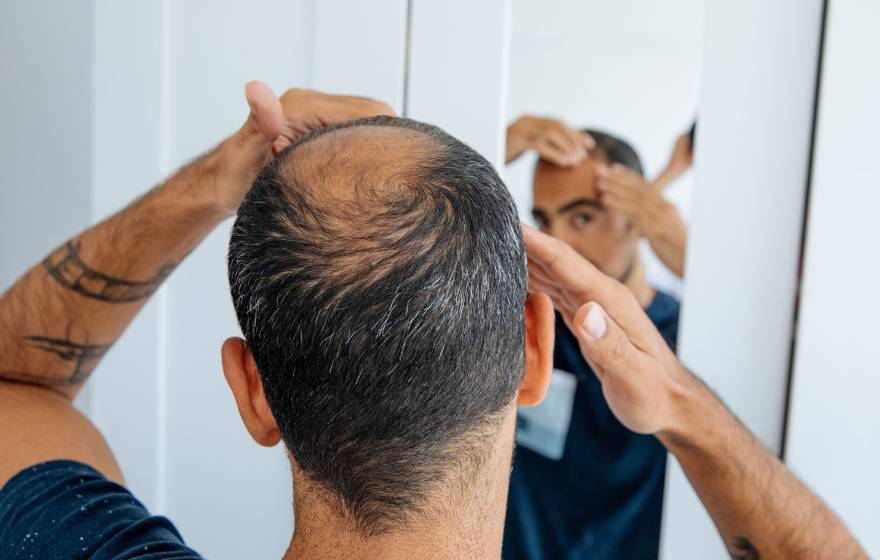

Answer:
[584,305,607,339]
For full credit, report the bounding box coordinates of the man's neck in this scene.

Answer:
[284,411,517,560]
[622,255,656,309]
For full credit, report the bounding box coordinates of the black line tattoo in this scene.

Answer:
[43,241,176,303]
[731,537,761,560]
[4,335,113,386]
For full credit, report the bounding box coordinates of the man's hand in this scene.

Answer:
[522,224,687,434]
[522,224,867,559]
[214,83,395,215]
[505,115,594,166]
[596,164,688,277]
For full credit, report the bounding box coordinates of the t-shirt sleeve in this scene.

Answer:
[0,460,203,560]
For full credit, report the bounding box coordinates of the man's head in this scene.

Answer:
[531,130,644,281]
[223,116,553,535]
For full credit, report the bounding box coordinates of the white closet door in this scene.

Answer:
[661,0,825,557]
[785,1,880,555]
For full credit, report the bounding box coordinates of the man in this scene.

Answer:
[0,82,556,560]
[504,118,679,559]
[0,85,866,560]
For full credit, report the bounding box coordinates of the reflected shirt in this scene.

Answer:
[503,291,680,560]
[0,460,203,559]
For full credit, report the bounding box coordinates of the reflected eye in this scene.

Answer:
[571,212,594,229]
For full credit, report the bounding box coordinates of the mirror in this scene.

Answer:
[503,1,705,558]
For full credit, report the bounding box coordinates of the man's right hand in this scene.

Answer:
[506,115,595,166]
[522,224,868,559]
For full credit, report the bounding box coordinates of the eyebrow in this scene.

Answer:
[556,198,601,214]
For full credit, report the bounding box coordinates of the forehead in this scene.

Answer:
[532,158,604,210]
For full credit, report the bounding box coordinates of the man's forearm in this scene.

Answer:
[0,146,231,398]
[659,371,867,559]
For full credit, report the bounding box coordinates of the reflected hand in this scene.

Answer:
[523,225,687,434]
[668,130,694,176]
[506,115,595,166]
[654,129,695,191]
[597,164,688,277]
[215,82,396,215]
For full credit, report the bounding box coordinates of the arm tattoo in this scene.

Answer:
[0,336,111,387]
[43,241,176,303]
[731,537,761,560]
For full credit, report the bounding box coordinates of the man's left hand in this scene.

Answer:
[596,164,688,276]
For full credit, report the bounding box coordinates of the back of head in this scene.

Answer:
[582,129,644,176]
[228,116,526,534]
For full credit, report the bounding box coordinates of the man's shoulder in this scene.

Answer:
[0,460,203,559]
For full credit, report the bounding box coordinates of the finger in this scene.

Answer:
[572,302,640,382]
[533,138,580,167]
[521,224,657,337]
[602,192,642,214]
[272,136,292,156]
[581,131,597,150]
[542,126,587,165]
[598,179,642,201]
[244,81,283,141]
[554,122,592,160]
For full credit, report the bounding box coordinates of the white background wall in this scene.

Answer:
[505,0,706,296]
[785,1,880,555]
[0,0,93,293]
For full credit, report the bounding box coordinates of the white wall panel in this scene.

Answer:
[89,0,166,514]
[407,0,512,166]
[661,0,825,557]
[786,1,880,555]
[313,0,409,113]
[0,0,93,292]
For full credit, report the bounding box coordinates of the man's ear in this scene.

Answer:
[221,337,282,447]
[518,292,555,406]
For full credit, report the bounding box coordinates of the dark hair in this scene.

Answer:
[582,129,644,176]
[228,116,526,534]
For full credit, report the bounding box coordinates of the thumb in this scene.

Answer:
[573,302,639,380]
[243,81,283,142]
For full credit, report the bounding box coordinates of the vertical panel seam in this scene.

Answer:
[155,0,172,515]
[402,0,414,117]
[779,0,831,460]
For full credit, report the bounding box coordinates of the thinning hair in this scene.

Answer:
[228,116,526,534]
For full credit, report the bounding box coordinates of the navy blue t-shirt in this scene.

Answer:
[504,291,680,560]
[0,460,202,559]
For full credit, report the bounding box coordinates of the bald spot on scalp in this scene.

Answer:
[264,124,455,305]
[280,125,440,203]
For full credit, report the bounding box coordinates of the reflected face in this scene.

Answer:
[531,158,639,281]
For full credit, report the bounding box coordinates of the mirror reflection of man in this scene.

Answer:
[504,116,687,559]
